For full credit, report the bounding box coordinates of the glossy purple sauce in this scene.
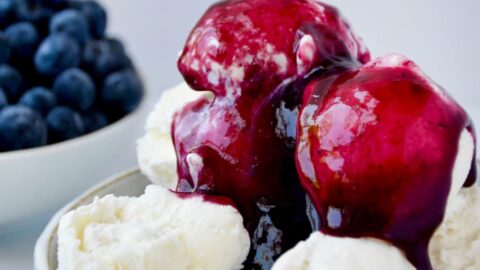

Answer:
[169,1,477,269]
[172,189,238,207]
[296,55,477,270]
[173,0,369,268]
[172,77,314,269]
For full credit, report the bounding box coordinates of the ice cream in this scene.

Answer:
[271,186,480,270]
[271,232,415,270]
[137,83,212,189]
[57,184,250,270]
[178,0,369,98]
[173,1,369,267]
[137,79,478,270]
[60,0,479,269]
[295,54,477,269]
[430,186,480,270]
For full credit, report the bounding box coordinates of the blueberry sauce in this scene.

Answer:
[296,55,477,270]
[173,0,369,268]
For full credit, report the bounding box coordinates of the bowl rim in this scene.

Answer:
[33,168,142,270]
[0,87,150,161]
[33,160,480,270]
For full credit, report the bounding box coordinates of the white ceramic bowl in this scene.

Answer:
[34,162,480,270]
[0,94,150,234]
[34,169,149,270]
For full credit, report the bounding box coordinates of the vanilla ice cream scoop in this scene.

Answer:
[57,185,250,270]
[295,54,476,269]
[272,126,477,270]
[272,186,480,270]
[430,186,480,270]
[137,83,212,189]
[271,232,415,270]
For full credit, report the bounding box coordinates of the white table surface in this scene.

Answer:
[1,0,479,269]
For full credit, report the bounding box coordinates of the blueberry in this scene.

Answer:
[101,70,143,115]
[19,87,56,116]
[82,40,129,78]
[0,88,7,109]
[0,65,23,100]
[5,22,39,62]
[71,0,107,38]
[0,105,47,151]
[106,38,125,52]
[0,32,11,64]
[82,110,108,133]
[53,68,95,111]
[50,9,89,45]
[0,0,15,16]
[0,0,17,26]
[46,106,84,142]
[35,34,80,76]
[15,4,53,37]
[106,37,133,68]
[31,0,68,10]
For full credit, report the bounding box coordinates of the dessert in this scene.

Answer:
[57,185,250,270]
[57,0,479,269]
[295,54,476,269]
[270,187,480,270]
[173,0,368,267]
[0,0,143,152]
[137,83,212,189]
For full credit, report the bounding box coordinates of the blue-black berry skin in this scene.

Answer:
[0,0,17,26]
[34,33,80,76]
[0,88,7,109]
[15,4,54,37]
[0,65,23,100]
[5,22,40,61]
[53,68,95,111]
[0,105,47,151]
[0,0,15,16]
[82,40,129,78]
[82,110,108,133]
[39,0,68,9]
[71,0,107,39]
[106,38,125,54]
[46,106,84,142]
[19,87,56,116]
[106,37,133,68]
[0,0,142,150]
[0,32,11,64]
[49,9,89,45]
[16,3,52,22]
[101,70,143,115]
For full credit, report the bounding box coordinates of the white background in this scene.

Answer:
[1,1,479,269]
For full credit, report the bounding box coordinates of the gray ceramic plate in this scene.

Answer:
[33,168,150,270]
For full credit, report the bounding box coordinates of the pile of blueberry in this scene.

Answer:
[0,0,143,152]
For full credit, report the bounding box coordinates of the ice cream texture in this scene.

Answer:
[57,184,250,270]
[271,232,415,270]
[271,185,480,270]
